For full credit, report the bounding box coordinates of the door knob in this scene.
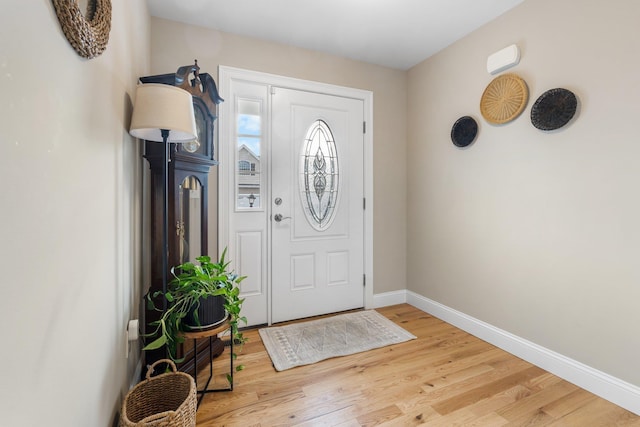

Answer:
[274,213,291,222]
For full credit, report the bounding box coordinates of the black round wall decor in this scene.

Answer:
[451,116,478,147]
[530,88,577,131]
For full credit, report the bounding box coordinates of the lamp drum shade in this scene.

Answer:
[129,83,197,142]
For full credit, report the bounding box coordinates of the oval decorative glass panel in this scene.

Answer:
[300,120,339,230]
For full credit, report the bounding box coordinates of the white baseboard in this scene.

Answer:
[405,290,640,416]
[371,290,408,308]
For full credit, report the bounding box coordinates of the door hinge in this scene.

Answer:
[363,198,366,210]
[363,121,366,134]
[363,274,366,287]
[271,86,276,95]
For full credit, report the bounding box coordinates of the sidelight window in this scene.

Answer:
[236,99,262,209]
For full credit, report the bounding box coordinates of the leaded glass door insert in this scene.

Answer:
[300,120,339,230]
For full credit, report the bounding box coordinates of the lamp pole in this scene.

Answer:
[160,129,170,311]
[129,82,197,364]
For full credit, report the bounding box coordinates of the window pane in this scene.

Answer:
[237,99,261,209]
[238,114,261,138]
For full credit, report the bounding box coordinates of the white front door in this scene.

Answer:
[271,88,365,323]
[218,67,373,327]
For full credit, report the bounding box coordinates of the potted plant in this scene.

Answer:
[144,248,248,372]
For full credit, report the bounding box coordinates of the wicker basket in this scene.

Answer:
[480,73,529,125]
[120,359,197,427]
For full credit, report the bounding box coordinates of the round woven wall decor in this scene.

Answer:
[451,116,478,147]
[52,0,112,59]
[480,73,529,125]
[530,88,577,131]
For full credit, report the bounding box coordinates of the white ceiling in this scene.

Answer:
[148,0,525,70]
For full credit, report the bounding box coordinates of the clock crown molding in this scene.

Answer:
[175,60,224,118]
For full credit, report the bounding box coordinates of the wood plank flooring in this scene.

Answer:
[195,304,640,426]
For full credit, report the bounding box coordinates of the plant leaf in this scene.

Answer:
[143,335,167,350]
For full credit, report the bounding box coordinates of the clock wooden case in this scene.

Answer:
[140,61,224,373]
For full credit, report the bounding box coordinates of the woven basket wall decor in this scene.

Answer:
[52,0,112,59]
[530,88,577,130]
[480,73,529,125]
[451,116,478,147]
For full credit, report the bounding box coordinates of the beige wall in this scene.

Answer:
[0,1,150,425]
[407,0,640,387]
[1,1,636,422]
[150,17,408,295]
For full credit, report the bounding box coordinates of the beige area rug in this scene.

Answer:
[259,310,416,371]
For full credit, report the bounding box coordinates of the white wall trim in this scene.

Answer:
[405,290,640,416]
[372,290,408,308]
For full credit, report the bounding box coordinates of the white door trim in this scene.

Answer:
[217,66,374,324]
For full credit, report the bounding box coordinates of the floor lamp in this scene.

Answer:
[129,83,197,315]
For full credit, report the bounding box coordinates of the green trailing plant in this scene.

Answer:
[144,248,247,377]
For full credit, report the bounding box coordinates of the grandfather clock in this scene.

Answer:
[141,61,224,373]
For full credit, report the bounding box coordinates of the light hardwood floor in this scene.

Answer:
[195,304,639,426]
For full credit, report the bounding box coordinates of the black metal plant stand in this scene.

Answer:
[181,318,234,408]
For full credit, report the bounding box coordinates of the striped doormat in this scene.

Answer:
[259,310,416,371]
